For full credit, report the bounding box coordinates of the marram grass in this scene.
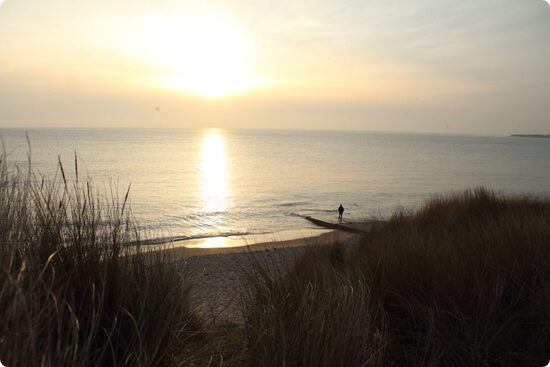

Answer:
[236,188,550,367]
[0,155,201,367]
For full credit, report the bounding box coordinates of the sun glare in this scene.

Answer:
[167,18,257,97]
[127,13,259,97]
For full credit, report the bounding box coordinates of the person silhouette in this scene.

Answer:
[338,204,344,222]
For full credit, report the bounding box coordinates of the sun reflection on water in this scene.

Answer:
[200,129,230,213]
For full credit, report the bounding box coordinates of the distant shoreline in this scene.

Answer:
[509,134,550,138]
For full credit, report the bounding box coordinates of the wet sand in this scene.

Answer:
[159,229,354,262]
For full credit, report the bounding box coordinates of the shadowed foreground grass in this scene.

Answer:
[0,156,201,367]
[238,189,550,367]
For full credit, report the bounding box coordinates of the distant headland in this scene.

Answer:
[509,134,550,138]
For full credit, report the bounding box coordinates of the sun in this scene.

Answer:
[165,18,257,97]
[127,13,260,97]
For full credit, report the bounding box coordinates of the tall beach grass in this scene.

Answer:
[0,153,201,366]
[238,188,550,367]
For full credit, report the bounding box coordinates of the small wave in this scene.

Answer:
[169,211,228,221]
[137,231,251,246]
[275,201,309,207]
[292,208,335,214]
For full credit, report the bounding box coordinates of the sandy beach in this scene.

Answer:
[130,218,387,324]
[153,220,387,322]
[167,228,363,323]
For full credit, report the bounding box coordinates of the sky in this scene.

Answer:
[0,0,549,134]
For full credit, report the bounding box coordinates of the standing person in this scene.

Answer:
[338,204,344,222]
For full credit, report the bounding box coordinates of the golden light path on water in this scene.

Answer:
[200,129,230,216]
[190,129,331,249]
[193,129,233,248]
[198,236,232,248]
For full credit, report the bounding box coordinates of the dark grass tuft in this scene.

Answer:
[0,156,202,366]
[237,188,550,367]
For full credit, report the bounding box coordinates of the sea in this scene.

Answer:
[1,128,549,247]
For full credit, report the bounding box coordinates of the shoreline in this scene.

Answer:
[140,219,386,263]
[151,228,356,262]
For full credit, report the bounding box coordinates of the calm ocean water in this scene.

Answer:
[2,128,550,245]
